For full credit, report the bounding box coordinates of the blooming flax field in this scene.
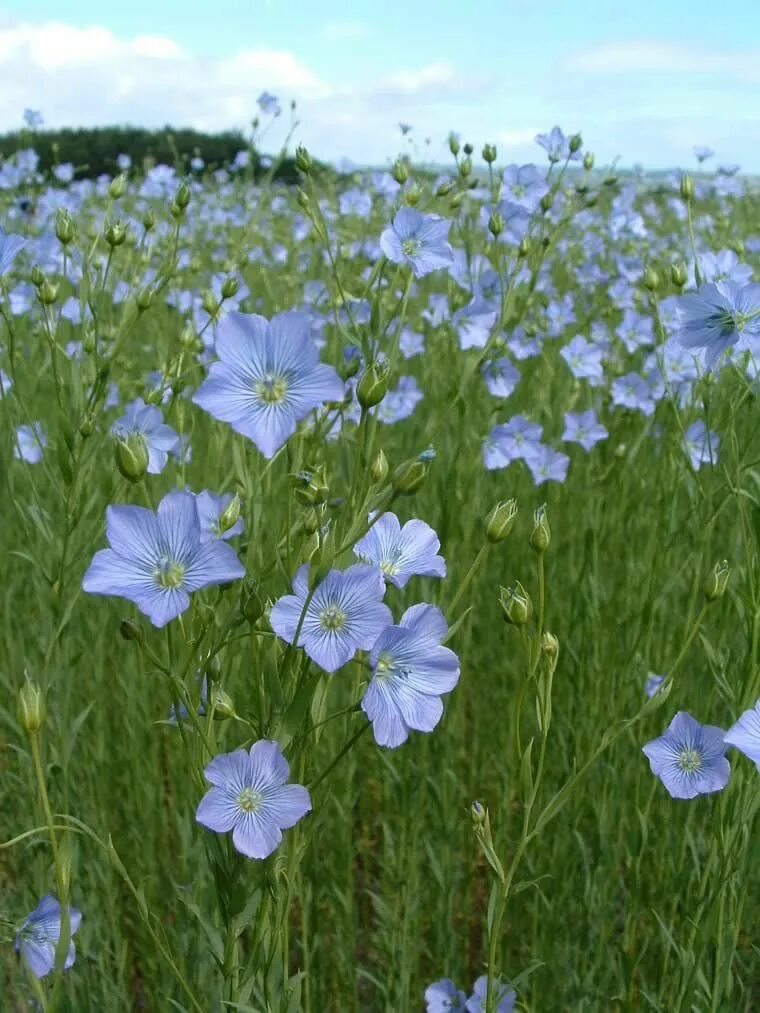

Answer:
[0,124,759,1013]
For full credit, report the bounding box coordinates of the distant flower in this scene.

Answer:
[23,108,43,130]
[353,512,446,588]
[0,368,11,394]
[197,740,311,859]
[14,423,46,463]
[693,250,753,288]
[116,153,132,171]
[642,712,730,799]
[363,604,460,748]
[467,975,517,1012]
[610,372,657,416]
[535,125,581,163]
[195,490,244,542]
[0,226,26,275]
[483,415,543,470]
[645,673,665,699]
[16,895,82,979]
[82,490,245,628]
[270,563,392,673]
[674,281,760,372]
[425,978,468,1011]
[111,398,180,475]
[693,145,715,163]
[682,420,719,470]
[724,699,760,771]
[562,410,608,452]
[193,311,344,459]
[53,162,74,184]
[380,208,454,278]
[376,376,423,424]
[525,444,570,485]
[339,187,373,219]
[257,91,281,116]
[399,122,413,135]
[481,358,520,399]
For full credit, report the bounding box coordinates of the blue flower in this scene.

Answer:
[562,410,608,452]
[354,513,446,589]
[380,208,453,278]
[111,398,180,475]
[644,673,665,699]
[525,444,570,486]
[425,979,468,1011]
[642,712,730,799]
[0,226,26,275]
[675,281,760,371]
[196,741,311,859]
[466,975,517,1012]
[481,358,520,399]
[82,490,245,628]
[362,604,460,748]
[724,699,760,772]
[483,415,543,470]
[270,564,392,673]
[193,311,344,459]
[682,420,719,470]
[535,125,581,163]
[257,91,281,116]
[16,895,82,979]
[501,163,548,211]
[195,490,244,542]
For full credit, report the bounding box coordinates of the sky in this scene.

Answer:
[3,0,760,171]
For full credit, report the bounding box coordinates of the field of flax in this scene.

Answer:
[0,130,759,1013]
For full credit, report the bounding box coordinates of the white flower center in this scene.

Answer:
[237,787,263,813]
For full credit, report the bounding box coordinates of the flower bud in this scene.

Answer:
[402,183,421,207]
[463,142,474,156]
[499,581,532,625]
[240,579,265,624]
[370,449,389,484]
[136,287,153,312]
[392,455,428,495]
[301,506,320,535]
[540,193,553,213]
[109,173,127,199]
[295,145,312,174]
[704,560,730,602]
[448,133,460,156]
[220,275,239,300]
[105,221,127,247]
[293,465,330,506]
[436,179,455,197]
[55,209,75,246]
[174,180,191,210]
[541,632,559,673]
[450,191,465,211]
[79,413,95,438]
[357,360,390,410]
[518,237,531,258]
[481,143,497,164]
[568,133,583,153]
[530,504,551,554]
[38,280,59,305]
[142,208,156,232]
[583,152,595,171]
[219,493,241,533]
[119,618,144,643]
[391,159,409,185]
[471,801,487,827]
[643,267,660,293]
[458,156,472,179]
[201,289,219,317]
[211,687,236,721]
[296,187,310,211]
[680,174,694,201]
[114,434,149,482]
[670,263,688,289]
[17,677,45,735]
[487,212,504,238]
[31,265,45,288]
[485,499,518,543]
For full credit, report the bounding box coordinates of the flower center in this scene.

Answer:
[375,652,410,681]
[677,747,702,774]
[237,787,263,813]
[154,555,185,589]
[319,604,347,631]
[401,237,423,257]
[255,373,288,404]
[380,555,401,577]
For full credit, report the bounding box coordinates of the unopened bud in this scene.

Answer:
[142,208,156,232]
[301,506,320,535]
[392,455,428,495]
[643,267,660,292]
[114,434,149,482]
[210,687,236,720]
[403,183,421,207]
[518,236,531,258]
[31,265,45,288]
[540,193,553,213]
[174,180,191,210]
[391,159,409,185]
[78,413,95,438]
[463,143,474,156]
[109,173,127,199]
[219,493,241,533]
[370,449,389,484]
[670,263,688,289]
[295,145,312,174]
[530,504,551,554]
[568,133,583,153]
[458,156,472,179]
[55,209,75,246]
[583,152,594,171]
[541,632,559,673]
[680,174,695,202]
[704,560,730,602]
[499,581,532,625]
[482,143,497,164]
[436,179,455,197]
[293,465,329,506]
[240,579,265,624]
[485,499,518,543]
[357,360,390,410]
[201,289,219,317]
[448,133,460,157]
[105,221,127,247]
[487,212,504,238]
[136,287,153,312]
[471,801,487,827]
[119,618,144,643]
[450,191,465,210]
[17,677,45,735]
[38,280,58,305]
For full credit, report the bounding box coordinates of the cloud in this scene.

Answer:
[563,39,760,84]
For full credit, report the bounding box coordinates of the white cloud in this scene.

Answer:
[497,128,540,147]
[564,39,760,84]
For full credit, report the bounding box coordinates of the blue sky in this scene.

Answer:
[3,1,759,170]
